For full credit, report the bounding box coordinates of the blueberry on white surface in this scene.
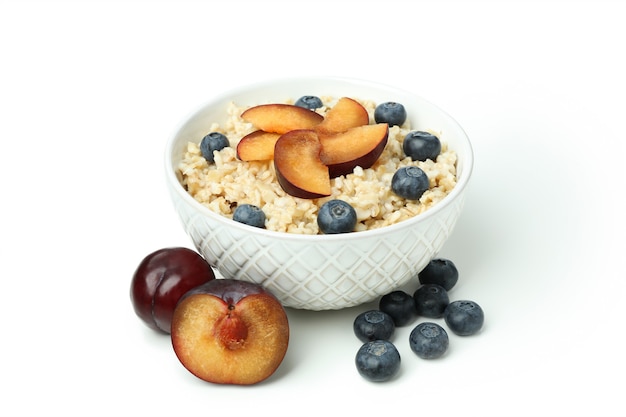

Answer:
[418,258,459,291]
[200,132,230,162]
[374,101,407,127]
[445,300,484,336]
[233,204,266,228]
[379,290,417,327]
[402,131,441,162]
[391,166,430,200]
[353,310,395,343]
[413,284,450,318]
[355,340,401,382]
[294,95,323,110]
[409,322,449,359]
[317,199,357,234]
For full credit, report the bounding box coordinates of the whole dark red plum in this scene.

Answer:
[130,247,215,333]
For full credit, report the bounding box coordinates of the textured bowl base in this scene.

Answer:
[173,189,466,310]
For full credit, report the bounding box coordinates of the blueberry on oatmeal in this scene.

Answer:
[294,95,324,110]
[391,166,430,200]
[233,204,266,228]
[200,132,230,163]
[403,131,441,162]
[374,102,407,127]
[317,199,357,234]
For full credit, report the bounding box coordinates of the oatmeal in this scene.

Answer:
[178,97,457,234]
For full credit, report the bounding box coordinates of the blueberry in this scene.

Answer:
[374,102,407,127]
[403,131,441,162]
[413,284,450,318]
[409,322,449,359]
[233,204,265,228]
[317,199,357,234]
[391,166,430,200]
[353,310,395,343]
[200,132,230,162]
[294,95,323,110]
[379,290,417,327]
[444,300,484,336]
[418,258,459,291]
[355,340,401,382]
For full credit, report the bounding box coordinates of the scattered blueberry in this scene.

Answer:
[418,258,459,291]
[294,95,323,110]
[391,166,430,200]
[233,204,266,228]
[379,290,417,327]
[403,131,441,162]
[317,199,357,234]
[445,300,484,336]
[200,132,230,163]
[374,102,407,127]
[409,322,449,359]
[353,310,395,343]
[355,340,401,382]
[413,284,450,318]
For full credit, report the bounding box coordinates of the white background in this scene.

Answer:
[1,1,624,416]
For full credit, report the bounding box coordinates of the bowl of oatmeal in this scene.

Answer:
[165,77,473,310]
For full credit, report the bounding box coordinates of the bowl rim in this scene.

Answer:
[164,76,474,243]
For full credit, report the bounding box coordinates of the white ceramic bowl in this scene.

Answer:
[165,77,473,310]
